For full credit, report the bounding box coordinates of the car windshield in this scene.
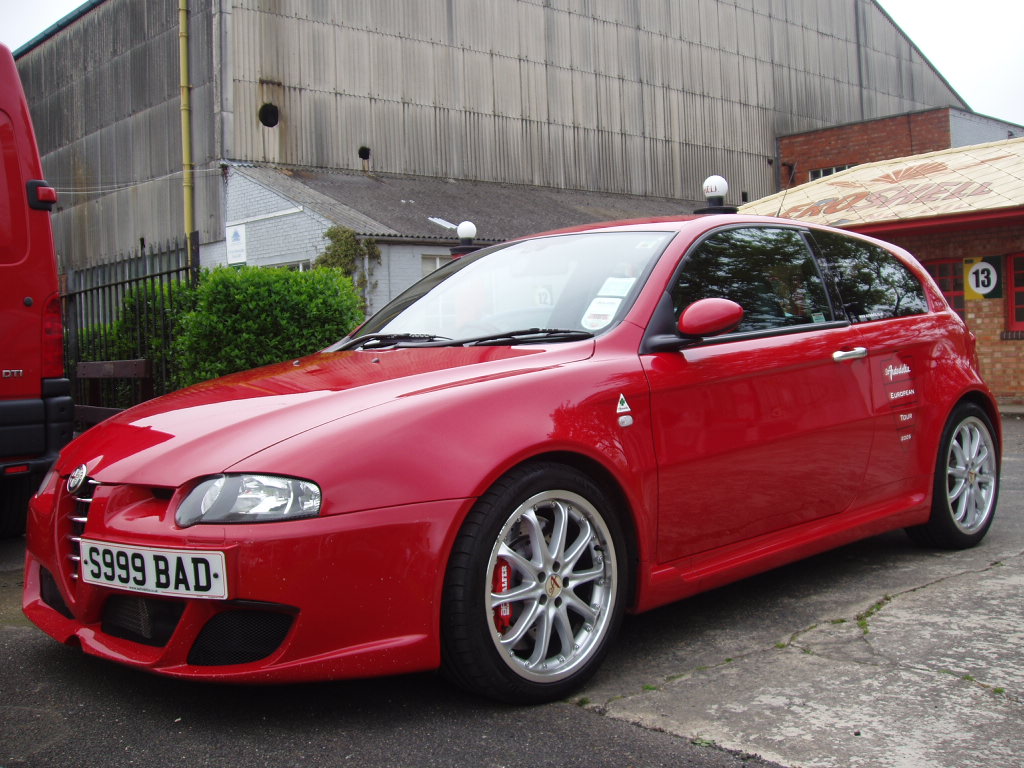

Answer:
[334,231,674,348]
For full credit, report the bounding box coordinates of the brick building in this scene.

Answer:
[776,108,1023,189]
[743,137,1024,404]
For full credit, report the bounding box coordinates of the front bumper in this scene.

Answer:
[23,473,470,682]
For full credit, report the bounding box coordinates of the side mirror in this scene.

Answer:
[642,295,746,353]
[678,298,744,337]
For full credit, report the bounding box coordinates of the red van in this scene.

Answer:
[0,44,72,536]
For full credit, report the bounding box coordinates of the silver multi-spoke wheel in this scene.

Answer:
[943,415,998,534]
[908,403,999,550]
[442,463,627,703]
[486,490,617,683]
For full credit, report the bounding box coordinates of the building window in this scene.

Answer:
[1010,253,1024,332]
[423,254,454,276]
[808,164,854,181]
[924,260,965,320]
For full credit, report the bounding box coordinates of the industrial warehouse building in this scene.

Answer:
[16,0,975,312]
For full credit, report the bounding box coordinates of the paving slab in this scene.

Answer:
[598,556,1023,768]
[578,416,1024,767]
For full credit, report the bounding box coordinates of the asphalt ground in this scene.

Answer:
[1,414,1020,768]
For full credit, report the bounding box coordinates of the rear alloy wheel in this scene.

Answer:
[442,463,627,703]
[908,403,999,549]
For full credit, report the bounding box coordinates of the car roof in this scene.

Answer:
[522,213,816,239]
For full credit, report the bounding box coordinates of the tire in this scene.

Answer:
[442,463,628,704]
[907,402,999,549]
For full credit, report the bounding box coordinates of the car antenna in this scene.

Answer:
[774,162,798,217]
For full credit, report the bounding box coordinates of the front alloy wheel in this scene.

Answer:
[442,464,627,703]
[487,488,617,683]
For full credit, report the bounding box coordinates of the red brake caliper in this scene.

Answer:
[492,558,513,633]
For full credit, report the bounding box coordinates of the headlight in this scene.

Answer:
[176,474,322,527]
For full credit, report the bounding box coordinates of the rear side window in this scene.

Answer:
[671,227,834,333]
[811,231,928,323]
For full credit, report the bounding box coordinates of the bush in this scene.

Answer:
[172,267,364,388]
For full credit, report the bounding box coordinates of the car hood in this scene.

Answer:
[60,343,593,486]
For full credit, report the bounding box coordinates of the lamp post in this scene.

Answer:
[450,220,479,258]
[694,175,738,214]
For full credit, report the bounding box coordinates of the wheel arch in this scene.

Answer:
[482,450,642,609]
[950,390,1002,453]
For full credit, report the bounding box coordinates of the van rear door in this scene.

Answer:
[0,44,72,536]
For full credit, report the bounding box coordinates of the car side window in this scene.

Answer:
[671,227,834,333]
[810,230,929,322]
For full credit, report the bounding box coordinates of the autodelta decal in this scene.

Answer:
[883,361,912,382]
[883,360,916,404]
[878,355,918,449]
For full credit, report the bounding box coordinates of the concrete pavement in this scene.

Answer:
[579,412,1024,768]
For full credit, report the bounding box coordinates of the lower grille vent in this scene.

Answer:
[188,610,294,666]
[40,567,73,619]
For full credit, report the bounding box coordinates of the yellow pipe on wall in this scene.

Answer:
[179,0,195,267]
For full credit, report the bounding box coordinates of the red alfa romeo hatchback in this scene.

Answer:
[24,214,1000,703]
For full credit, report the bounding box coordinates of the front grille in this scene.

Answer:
[40,567,73,618]
[102,595,185,647]
[64,477,100,583]
[188,610,295,666]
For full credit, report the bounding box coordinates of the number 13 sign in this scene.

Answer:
[964,257,1002,300]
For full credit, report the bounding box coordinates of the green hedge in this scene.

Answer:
[171,266,364,388]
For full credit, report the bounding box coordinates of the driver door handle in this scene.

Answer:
[832,347,868,362]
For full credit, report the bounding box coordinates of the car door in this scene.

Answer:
[807,229,937,508]
[641,225,875,563]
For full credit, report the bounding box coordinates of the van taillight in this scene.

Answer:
[42,293,65,378]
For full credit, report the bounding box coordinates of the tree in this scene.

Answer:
[314,226,381,311]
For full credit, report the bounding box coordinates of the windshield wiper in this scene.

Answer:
[336,333,452,351]
[458,328,595,346]
[337,328,593,350]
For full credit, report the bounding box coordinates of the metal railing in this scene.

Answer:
[63,238,197,418]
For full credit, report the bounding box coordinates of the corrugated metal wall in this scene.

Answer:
[18,0,966,268]
[229,0,965,203]
[17,0,220,269]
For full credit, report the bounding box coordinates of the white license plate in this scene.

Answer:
[80,540,228,599]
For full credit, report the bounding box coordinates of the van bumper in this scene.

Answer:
[0,378,73,467]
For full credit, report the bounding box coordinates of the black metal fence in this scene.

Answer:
[63,238,196,418]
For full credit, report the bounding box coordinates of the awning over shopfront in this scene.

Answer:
[742,137,1024,233]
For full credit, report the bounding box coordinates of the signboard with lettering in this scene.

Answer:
[740,140,1024,228]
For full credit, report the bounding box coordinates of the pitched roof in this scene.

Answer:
[235,165,693,243]
[740,136,1024,228]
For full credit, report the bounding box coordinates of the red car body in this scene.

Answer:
[24,214,1000,700]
